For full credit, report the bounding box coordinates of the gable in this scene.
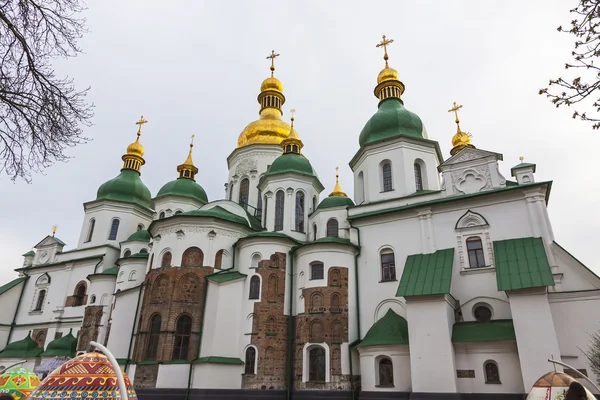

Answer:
[552,242,600,291]
[34,235,66,249]
[439,147,503,169]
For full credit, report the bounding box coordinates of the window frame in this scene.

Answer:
[378,357,394,387]
[239,178,250,209]
[107,219,120,241]
[380,250,396,282]
[295,191,305,233]
[484,360,501,384]
[85,219,95,243]
[172,314,193,361]
[249,275,261,300]
[326,218,338,238]
[414,162,423,191]
[382,162,393,192]
[310,262,324,280]
[466,236,486,268]
[308,346,326,382]
[34,289,46,311]
[244,346,257,375]
[274,190,285,231]
[146,314,162,360]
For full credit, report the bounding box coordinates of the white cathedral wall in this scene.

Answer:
[309,207,351,241]
[0,281,23,350]
[156,364,190,388]
[153,195,204,219]
[116,259,146,292]
[358,345,411,392]
[192,363,243,389]
[106,287,141,360]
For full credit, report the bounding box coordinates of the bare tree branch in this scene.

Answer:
[0,0,93,182]
[581,332,600,383]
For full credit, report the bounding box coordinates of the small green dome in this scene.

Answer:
[156,178,208,203]
[126,229,151,242]
[97,169,152,209]
[265,153,317,177]
[359,98,424,147]
[0,332,43,358]
[318,196,355,210]
[40,329,77,357]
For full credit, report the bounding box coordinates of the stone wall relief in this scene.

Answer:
[453,166,492,195]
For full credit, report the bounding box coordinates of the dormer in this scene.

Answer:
[511,160,536,185]
[33,235,66,265]
[22,250,35,268]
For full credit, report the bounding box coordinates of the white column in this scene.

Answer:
[286,188,294,232]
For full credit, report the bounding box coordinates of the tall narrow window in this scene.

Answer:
[108,219,120,240]
[228,182,234,201]
[244,347,256,374]
[172,315,192,360]
[249,276,260,299]
[215,249,223,268]
[35,290,46,311]
[239,178,249,209]
[313,224,317,241]
[312,196,317,212]
[274,190,285,231]
[484,361,500,384]
[262,195,268,227]
[309,347,326,382]
[73,284,86,307]
[356,171,365,204]
[379,358,394,386]
[326,219,338,238]
[146,314,161,360]
[382,163,392,192]
[85,219,95,243]
[257,190,263,219]
[414,163,423,191]
[161,251,172,268]
[159,211,165,219]
[380,251,396,281]
[295,192,305,232]
[466,237,486,268]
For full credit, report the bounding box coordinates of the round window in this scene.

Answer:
[474,305,492,322]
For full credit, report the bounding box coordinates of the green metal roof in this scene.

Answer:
[511,162,537,176]
[96,169,152,209]
[396,248,454,297]
[180,206,259,230]
[98,266,119,276]
[359,98,424,147]
[207,271,247,283]
[22,251,35,257]
[452,320,516,343]
[126,229,151,242]
[302,237,358,249]
[193,356,244,365]
[156,177,208,203]
[264,153,317,178]
[40,329,78,357]
[318,196,355,210]
[357,309,409,347]
[128,252,149,259]
[494,237,554,291]
[0,332,43,358]
[0,278,26,296]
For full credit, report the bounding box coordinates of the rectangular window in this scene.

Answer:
[466,237,486,268]
[310,263,324,280]
[381,253,396,281]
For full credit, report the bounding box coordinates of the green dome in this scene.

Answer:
[318,196,355,210]
[0,332,43,358]
[40,329,77,357]
[359,98,424,147]
[156,178,208,203]
[264,153,317,177]
[96,169,152,209]
[126,229,151,242]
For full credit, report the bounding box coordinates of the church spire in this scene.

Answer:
[374,35,405,103]
[448,102,475,155]
[258,50,285,115]
[280,109,303,154]
[121,116,147,173]
[329,167,347,197]
[177,135,199,180]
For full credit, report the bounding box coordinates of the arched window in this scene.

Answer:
[123,249,131,258]
[484,360,500,384]
[129,270,137,281]
[356,171,365,204]
[244,347,256,374]
[228,181,234,201]
[249,276,260,299]
[380,250,396,281]
[382,162,393,192]
[414,162,423,191]
[309,320,324,342]
[295,192,305,232]
[159,211,165,219]
[182,247,203,267]
[326,219,338,238]
[85,219,95,243]
[175,210,183,215]
[137,224,144,231]
[313,224,317,241]
[329,269,341,286]
[214,249,223,268]
[239,178,249,209]
[274,190,285,231]
[466,237,486,268]
[262,195,268,227]
[257,189,262,219]
[73,283,86,307]
[90,295,96,304]
[312,196,317,212]
[310,292,324,312]
[172,315,192,360]
[330,293,340,313]
[309,347,326,382]
[35,289,46,311]
[266,316,276,334]
[146,314,161,360]
[161,251,172,268]
[379,358,394,386]
[108,219,120,240]
[140,248,148,254]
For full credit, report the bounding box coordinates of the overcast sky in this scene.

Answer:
[1,0,597,285]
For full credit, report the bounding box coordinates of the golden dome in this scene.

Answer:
[126,137,144,157]
[448,102,475,155]
[238,108,294,147]
[121,116,147,172]
[377,66,399,84]
[261,76,283,93]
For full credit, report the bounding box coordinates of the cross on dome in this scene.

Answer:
[376,35,394,66]
[266,50,280,76]
[135,115,148,137]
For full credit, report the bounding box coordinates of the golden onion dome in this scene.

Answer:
[126,138,144,158]
[377,66,399,84]
[237,108,294,147]
[448,102,475,155]
[260,76,283,93]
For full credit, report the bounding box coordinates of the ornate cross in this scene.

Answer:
[448,102,463,123]
[191,134,195,145]
[266,50,280,76]
[52,225,57,236]
[376,35,394,65]
[135,115,148,136]
[290,109,295,126]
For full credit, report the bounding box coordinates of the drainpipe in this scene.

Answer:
[124,282,145,374]
[7,276,29,345]
[348,223,362,400]
[286,247,297,400]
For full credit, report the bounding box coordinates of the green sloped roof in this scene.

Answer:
[452,320,516,343]
[128,252,149,259]
[359,98,424,147]
[193,356,244,365]
[181,206,258,230]
[243,231,302,243]
[511,162,536,173]
[396,248,454,297]
[357,309,409,347]
[41,329,78,357]
[22,250,35,257]
[156,177,208,203]
[0,332,43,358]
[97,266,119,276]
[126,229,151,242]
[96,169,152,209]
[304,237,358,249]
[494,237,554,291]
[318,196,355,210]
[207,271,247,283]
[0,278,26,296]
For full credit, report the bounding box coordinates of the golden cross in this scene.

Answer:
[52,225,57,236]
[376,35,394,65]
[266,50,280,76]
[135,115,148,136]
[190,134,195,147]
[290,109,295,126]
[335,166,340,181]
[448,102,463,123]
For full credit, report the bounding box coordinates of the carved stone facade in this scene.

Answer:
[77,305,104,351]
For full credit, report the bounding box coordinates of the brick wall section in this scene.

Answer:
[32,328,48,349]
[242,252,289,390]
[77,305,104,351]
[295,267,351,390]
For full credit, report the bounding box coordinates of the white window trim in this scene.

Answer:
[456,229,495,271]
[243,345,258,374]
[302,342,330,383]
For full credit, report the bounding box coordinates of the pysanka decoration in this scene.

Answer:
[0,367,41,399]
[27,352,137,400]
[525,371,595,400]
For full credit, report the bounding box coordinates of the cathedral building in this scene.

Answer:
[1,37,599,400]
